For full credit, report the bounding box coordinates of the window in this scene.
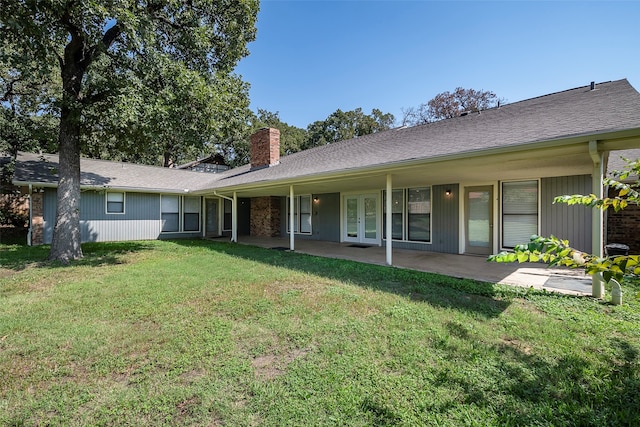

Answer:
[287,195,312,234]
[383,189,404,240]
[382,187,431,243]
[183,197,201,232]
[223,199,232,231]
[502,180,538,248]
[408,188,431,242]
[161,196,180,232]
[161,195,201,233]
[106,192,125,214]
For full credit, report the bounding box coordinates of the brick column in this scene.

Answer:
[31,191,44,245]
[250,197,281,237]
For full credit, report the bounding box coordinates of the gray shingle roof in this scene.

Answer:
[13,79,640,193]
[13,152,215,193]
[209,79,640,190]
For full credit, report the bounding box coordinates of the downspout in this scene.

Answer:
[386,174,393,265]
[232,192,237,243]
[289,185,295,251]
[27,184,32,246]
[589,140,605,298]
[214,191,236,242]
[596,272,622,306]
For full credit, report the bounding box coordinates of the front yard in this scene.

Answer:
[1,240,639,426]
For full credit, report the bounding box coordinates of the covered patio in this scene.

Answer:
[233,236,593,296]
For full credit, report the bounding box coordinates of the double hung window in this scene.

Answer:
[502,180,538,248]
[161,195,201,233]
[287,195,312,234]
[383,187,431,243]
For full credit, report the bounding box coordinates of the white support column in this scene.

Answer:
[589,140,605,298]
[386,174,393,265]
[289,185,295,251]
[232,192,238,243]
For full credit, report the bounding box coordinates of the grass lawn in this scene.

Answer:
[1,239,639,426]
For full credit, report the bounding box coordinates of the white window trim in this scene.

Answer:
[105,191,126,215]
[382,186,433,244]
[286,194,313,235]
[160,195,202,234]
[499,179,541,250]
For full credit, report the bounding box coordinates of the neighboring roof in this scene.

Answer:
[176,153,228,170]
[208,79,640,190]
[13,152,213,193]
[13,79,640,193]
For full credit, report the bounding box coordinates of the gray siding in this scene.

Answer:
[42,189,202,244]
[387,184,459,254]
[541,175,592,253]
[281,192,341,242]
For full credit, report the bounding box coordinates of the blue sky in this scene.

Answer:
[236,0,640,129]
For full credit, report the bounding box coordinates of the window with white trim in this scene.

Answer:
[161,195,201,233]
[161,196,180,232]
[183,197,201,232]
[502,180,538,248]
[106,192,125,214]
[383,187,431,243]
[287,195,312,234]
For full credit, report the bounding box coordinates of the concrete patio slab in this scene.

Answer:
[233,237,593,296]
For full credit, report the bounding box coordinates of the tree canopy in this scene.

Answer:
[402,87,502,126]
[1,0,258,261]
[304,108,395,149]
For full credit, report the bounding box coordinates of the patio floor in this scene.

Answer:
[234,236,593,296]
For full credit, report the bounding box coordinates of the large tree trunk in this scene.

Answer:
[49,34,87,262]
[49,101,83,262]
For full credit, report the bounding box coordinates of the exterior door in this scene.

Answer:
[205,199,218,237]
[465,186,493,255]
[344,194,378,244]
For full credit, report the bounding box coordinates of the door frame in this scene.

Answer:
[341,192,380,245]
[459,183,498,255]
[204,197,220,238]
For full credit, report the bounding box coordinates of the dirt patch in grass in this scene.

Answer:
[252,348,311,380]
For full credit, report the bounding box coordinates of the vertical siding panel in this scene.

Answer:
[541,175,592,253]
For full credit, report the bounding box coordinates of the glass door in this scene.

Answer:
[344,194,379,244]
[465,186,493,255]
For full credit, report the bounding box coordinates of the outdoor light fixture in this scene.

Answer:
[445,189,452,196]
[313,197,319,203]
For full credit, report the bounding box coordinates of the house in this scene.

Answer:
[176,153,230,173]
[12,79,640,294]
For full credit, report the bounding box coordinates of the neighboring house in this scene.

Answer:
[605,148,640,253]
[12,80,640,268]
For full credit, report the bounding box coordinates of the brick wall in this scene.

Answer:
[250,196,281,237]
[250,128,280,170]
[31,191,44,245]
[606,187,640,254]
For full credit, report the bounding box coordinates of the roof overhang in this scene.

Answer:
[196,128,640,198]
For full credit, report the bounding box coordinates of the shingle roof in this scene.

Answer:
[13,79,640,193]
[13,152,213,193]
[208,79,640,190]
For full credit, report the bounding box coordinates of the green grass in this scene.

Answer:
[1,239,639,426]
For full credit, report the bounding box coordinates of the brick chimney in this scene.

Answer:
[250,127,280,170]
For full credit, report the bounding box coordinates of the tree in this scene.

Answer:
[1,1,258,262]
[489,158,640,303]
[304,108,395,149]
[402,87,502,126]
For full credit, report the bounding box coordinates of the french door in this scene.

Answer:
[344,194,379,244]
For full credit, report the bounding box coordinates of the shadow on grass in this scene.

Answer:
[0,241,156,271]
[170,239,517,319]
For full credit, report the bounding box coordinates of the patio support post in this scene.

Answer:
[289,185,295,251]
[232,192,238,243]
[386,174,393,265]
[589,140,605,298]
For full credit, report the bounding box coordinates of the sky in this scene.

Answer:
[235,0,640,129]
